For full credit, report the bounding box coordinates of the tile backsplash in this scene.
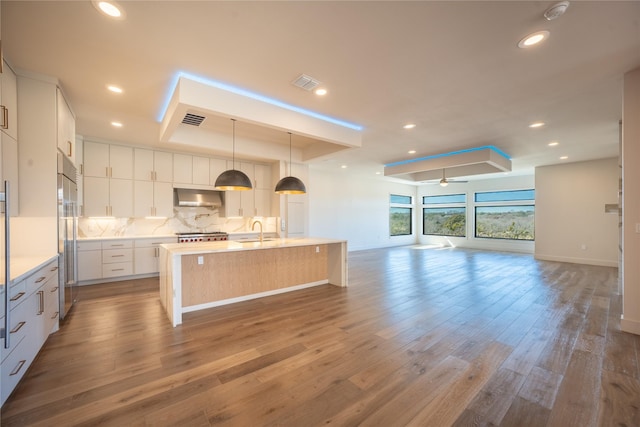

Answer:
[78,206,278,238]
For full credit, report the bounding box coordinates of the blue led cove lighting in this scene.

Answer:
[157,71,363,131]
[384,145,511,168]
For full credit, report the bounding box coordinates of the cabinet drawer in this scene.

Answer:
[0,292,32,363]
[102,248,133,264]
[25,261,58,295]
[8,280,26,311]
[102,262,133,278]
[1,334,37,405]
[134,238,175,248]
[101,240,133,250]
[78,240,102,251]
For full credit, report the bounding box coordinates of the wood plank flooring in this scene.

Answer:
[2,246,638,426]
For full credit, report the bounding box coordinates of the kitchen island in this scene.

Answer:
[158,238,347,326]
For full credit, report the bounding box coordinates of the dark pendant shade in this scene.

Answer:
[214,169,252,191]
[275,176,306,194]
[275,131,307,195]
[214,118,252,191]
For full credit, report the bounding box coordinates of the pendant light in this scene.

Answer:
[215,119,252,191]
[275,132,306,194]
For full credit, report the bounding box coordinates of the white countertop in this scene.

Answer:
[1,254,58,284]
[77,232,271,242]
[160,237,346,256]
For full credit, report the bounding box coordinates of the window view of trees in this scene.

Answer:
[423,208,466,237]
[390,207,412,235]
[475,206,534,240]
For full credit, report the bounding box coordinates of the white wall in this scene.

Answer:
[535,158,619,267]
[622,67,640,335]
[417,174,536,253]
[308,166,417,251]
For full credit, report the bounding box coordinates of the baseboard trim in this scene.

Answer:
[534,254,618,268]
[621,315,640,336]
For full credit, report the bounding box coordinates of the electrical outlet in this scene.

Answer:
[197,256,204,265]
[281,219,286,231]
[316,246,320,253]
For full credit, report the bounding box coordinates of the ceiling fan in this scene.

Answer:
[429,169,468,187]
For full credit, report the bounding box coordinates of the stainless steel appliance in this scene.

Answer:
[58,151,78,319]
[177,232,228,243]
[1,181,11,348]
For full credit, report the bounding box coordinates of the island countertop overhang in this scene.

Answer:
[160,237,347,256]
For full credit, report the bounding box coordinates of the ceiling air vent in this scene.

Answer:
[182,113,206,126]
[292,74,321,91]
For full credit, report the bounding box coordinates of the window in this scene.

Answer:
[423,193,466,237]
[390,194,412,236]
[474,190,535,241]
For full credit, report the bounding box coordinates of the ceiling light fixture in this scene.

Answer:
[518,30,550,48]
[275,132,306,195]
[314,88,327,96]
[548,141,559,146]
[107,85,123,94]
[544,1,570,21]
[408,150,416,154]
[529,121,545,128]
[439,169,449,187]
[92,1,125,19]
[560,156,569,160]
[214,119,252,191]
[111,121,123,127]
[403,123,416,129]
[341,165,347,169]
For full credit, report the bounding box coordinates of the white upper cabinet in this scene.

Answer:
[84,141,132,179]
[1,60,18,141]
[134,148,173,182]
[192,156,209,185]
[133,180,173,218]
[56,88,75,161]
[209,158,227,186]
[173,154,192,184]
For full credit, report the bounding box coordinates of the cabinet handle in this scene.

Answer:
[10,321,26,334]
[35,276,46,283]
[111,255,124,258]
[51,286,59,292]
[50,266,59,272]
[0,105,7,129]
[37,291,44,315]
[9,360,26,376]
[67,140,73,157]
[112,268,124,272]
[105,166,109,177]
[111,244,124,247]
[10,292,25,302]
[51,312,59,320]
[80,164,84,175]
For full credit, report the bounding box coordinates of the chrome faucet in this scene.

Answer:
[251,220,263,242]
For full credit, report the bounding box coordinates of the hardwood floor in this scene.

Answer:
[1,246,638,426]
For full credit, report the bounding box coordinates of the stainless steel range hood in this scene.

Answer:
[174,188,223,208]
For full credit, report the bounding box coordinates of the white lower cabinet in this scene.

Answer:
[77,240,102,281]
[134,237,176,275]
[78,237,175,283]
[1,259,59,405]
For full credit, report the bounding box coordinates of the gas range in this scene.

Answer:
[176,232,229,243]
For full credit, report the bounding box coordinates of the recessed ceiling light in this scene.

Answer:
[408,150,416,154]
[375,171,381,175]
[518,30,550,48]
[548,141,559,146]
[560,155,568,160]
[529,121,545,128]
[111,121,123,127]
[107,85,123,94]
[92,1,125,19]
[403,123,416,129]
[341,165,347,169]
[314,88,327,96]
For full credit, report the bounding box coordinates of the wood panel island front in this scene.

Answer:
[158,238,348,326]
